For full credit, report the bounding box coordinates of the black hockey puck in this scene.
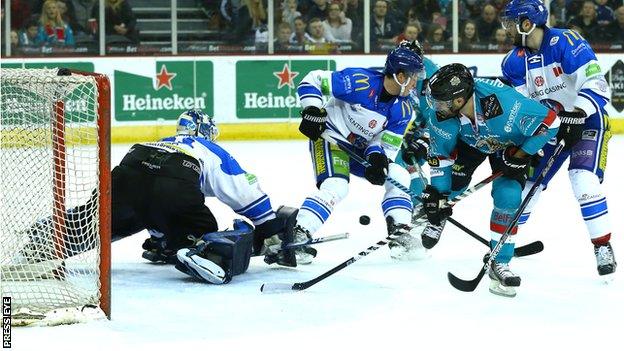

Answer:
[359,215,371,225]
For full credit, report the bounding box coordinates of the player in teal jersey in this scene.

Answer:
[420,63,560,297]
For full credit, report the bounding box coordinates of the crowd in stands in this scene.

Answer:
[2,0,139,53]
[2,0,624,55]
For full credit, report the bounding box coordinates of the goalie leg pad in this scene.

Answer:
[176,220,254,284]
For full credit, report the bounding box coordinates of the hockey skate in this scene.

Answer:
[292,225,317,265]
[488,261,521,298]
[421,218,446,249]
[387,217,427,260]
[263,226,317,266]
[594,242,617,278]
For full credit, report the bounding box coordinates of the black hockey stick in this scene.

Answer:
[260,240,388,292]
[446,217,543,258]
[321,132,415,195]
[448,140,565,292]
[408,159,543,257]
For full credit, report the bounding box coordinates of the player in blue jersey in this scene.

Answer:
[392,51,441,258]
[293,40,425,262]
[421,63,560,297]
[501,0,616,277]
[19,109,300,284]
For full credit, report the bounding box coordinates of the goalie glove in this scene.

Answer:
[299,106,327,141]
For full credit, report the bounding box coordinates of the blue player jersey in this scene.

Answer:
[501,27,610,116]
[297,67,414,160]
[142,136,274,225]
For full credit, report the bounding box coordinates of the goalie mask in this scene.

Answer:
[176,109,219,141]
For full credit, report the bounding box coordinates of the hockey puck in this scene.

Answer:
[359,215,371,225]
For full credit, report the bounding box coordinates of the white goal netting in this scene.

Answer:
[0,68,109,325]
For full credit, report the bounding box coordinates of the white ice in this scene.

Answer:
[12,137,624,351]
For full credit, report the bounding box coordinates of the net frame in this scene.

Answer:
[0,68,111,325]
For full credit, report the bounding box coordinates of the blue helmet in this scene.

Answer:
[383,40,425,79]
[176,109,219,141]
[502,0,549,28]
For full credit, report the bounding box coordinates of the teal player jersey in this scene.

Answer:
[427,78,559,162]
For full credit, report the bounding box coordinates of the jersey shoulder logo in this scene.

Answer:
[479,94,503,120]
[549,36,559,46]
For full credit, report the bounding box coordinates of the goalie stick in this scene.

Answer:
[447,139,566,292]
[409,158,543,258]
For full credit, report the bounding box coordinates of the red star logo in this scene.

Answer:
[155,64,177,90]
[273,63,299,89]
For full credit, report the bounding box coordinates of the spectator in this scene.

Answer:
[371,0,400,48]
[344,0,362,32]
[550,0,569,26]
[232,0,267,44]
[489,27,510,52]
[91,0,139,43]
[56,0,80,33]
[322,2,352,42]
[464,0,484,20]
[289,16,312,44]
[394,22,421,44]
[37,0,75,46]
[307,16,335,43]
[411,0,441,25]
[476,4,501,41]
[305,0,329,22]
[568,0,599,41]
[10,30,18,48]
[426,23,446,46]
[459,19,479,51]
[72,0,98,34]
[275,21,293,51]
[281,0,301,31]
[595,0,615,26]
[7,0,31,30]
[604,5,624,43]
[18,18,40,46]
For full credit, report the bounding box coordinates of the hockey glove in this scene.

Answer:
[421,185,452,226]
[401,130,429,164]
[299,106,328,141]
[364,152,389,185]
[557,110,586,151]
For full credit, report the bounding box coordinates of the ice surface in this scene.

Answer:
[11,137,624,350]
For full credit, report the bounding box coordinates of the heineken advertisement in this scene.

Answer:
[115,61,213,121]
[236,60,335,118]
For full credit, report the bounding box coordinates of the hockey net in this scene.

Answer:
[0,68,111,326]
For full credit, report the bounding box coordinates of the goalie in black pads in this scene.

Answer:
[21,109,309,284]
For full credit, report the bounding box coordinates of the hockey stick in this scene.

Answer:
[409,159,543,257]
[260,240,388,293]
[321,132,416,195]
[446,217,543,258]
[259,232,349,256]
[447,140,565,292]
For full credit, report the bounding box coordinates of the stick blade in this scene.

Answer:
[260,282,296,293]
[514,241,544,257]
[447,270,484,292]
